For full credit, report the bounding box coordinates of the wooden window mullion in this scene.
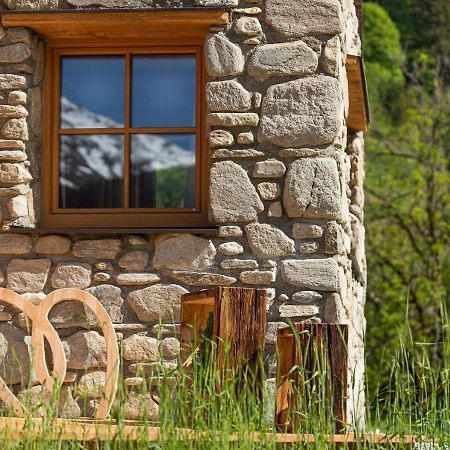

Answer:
[123,52,132,209]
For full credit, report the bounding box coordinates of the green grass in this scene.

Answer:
[0,309,449,449]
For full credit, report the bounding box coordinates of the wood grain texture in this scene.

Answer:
[346,55,369,131]
[276,323,348,433]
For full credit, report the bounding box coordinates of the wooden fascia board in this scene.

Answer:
[346,54,370,132]
[0,9,230,40]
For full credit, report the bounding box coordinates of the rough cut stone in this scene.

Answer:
[248,41,318,81]
[153,234,216,270]
[116,273,160,286]
[245,223,294,258]
[36,235,71,255]
[4,0,58,8]
[1,118,28,140]
[85,284,124,324]
[268,202,283,218]
[259,76,341,147]
[257,182,281,200]
[119,392,159,421]
[218,226,242,238]
[279,304,319,318]
[127,284,188,323]
[209,129,234,148]
[78,371,106,398]
[234,17,262,36]
[0,74,27,90]
[217,242,244,256]
[208,112,259,127]
[322,36,341,77]
[240,270,276,284]
[66,0,152,5]
[324,293,347,323]
[292,291,323,303]
[0,43,31,63]
[206,80,252,112]
[93,272,110,283]
[237,132,254,144]
[205,34,245,77]
[266,0,343,37]
[292,223,323,239]
[298,242,319,254]
[252,159,286,178]
[161,337,180,358]
[0,105,28,118]
[0,139,25,150]
[51,263,92,289]
[128,235,147,246]
[0,163,32,184]
[171,271,236,287]
[220,259,259,270]
[6,28,32,45]
[64,330,107,370]
[122,335,159,362]
[0,323,34,385]
[195,0,238,5]
[211,149,264,159]
[284,158,342,219]
[8,91,27,105]
[0,234,32,254]
[324,221,345,255]
[0,150,27,161]
[119,251,149,271]
[6,194,28,218]
[73,239,122,260]
[7,259,51,293]
[210,161,264,223]
[280,258,340,291]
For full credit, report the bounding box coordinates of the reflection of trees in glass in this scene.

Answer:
[155,165,195,209]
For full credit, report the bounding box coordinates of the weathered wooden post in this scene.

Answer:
[276,323,348,433]
[181,287,266,390]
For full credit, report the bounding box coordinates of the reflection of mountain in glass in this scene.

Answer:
[59,97,196,209]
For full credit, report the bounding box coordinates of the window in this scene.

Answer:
[42,43,208,228]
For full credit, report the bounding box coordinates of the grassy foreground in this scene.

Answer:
[0,312,448,450]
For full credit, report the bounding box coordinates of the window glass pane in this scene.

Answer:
[61,56,125,128]
[132,55,196,128]
[131,134,196,208]
[59,135,124,208]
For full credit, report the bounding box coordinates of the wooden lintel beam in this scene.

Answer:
[346,55,370,132]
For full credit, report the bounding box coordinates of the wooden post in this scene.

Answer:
[181,287,266,387]
[276,323,348,433]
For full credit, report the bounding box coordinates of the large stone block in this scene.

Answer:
[73,239,122,260]
[280,258,340,291]
[4,0,58,8]
[266,0,343,37]
[7,258,51,293]
[63,330,107,370]
[258,76,341,147]
[0,43,31,64]
[210,161,264,223]
[127,284,188,323]
[248,41,318,81]
[51,263,92,289]
[153,234,216,271]
[0,75,27,90]
[283,158,342,219]
[0,234,32,254]
[206,80,252,112]
[36,235,71,255]
[85,284,124,324]
[205,34,245,77]
[171,271,236,286]
[119,251,149,271]
[122,335,159,362]
[0,163,32,184]
[1,118,28,140]
[245,223,295,258]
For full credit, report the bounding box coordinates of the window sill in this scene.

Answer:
[5,226,219,236]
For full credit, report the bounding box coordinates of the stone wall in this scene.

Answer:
[0,0,366,426]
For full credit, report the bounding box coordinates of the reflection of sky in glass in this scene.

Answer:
[131,134,196,208]
[61,57,125,127]
[132,56,196,128]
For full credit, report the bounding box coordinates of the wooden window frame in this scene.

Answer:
[42,39,209,229]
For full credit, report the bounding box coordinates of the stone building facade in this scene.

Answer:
[0,0,366,426]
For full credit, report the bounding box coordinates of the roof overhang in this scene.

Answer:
[0,8,230,40]
[346,54,370,132]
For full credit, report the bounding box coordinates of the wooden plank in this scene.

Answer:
[276,323,348,433]
[346,55,370,132]
[0,418,427,444]
[0,10,230,40]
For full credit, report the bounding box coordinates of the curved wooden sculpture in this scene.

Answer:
[0,288,119,420]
